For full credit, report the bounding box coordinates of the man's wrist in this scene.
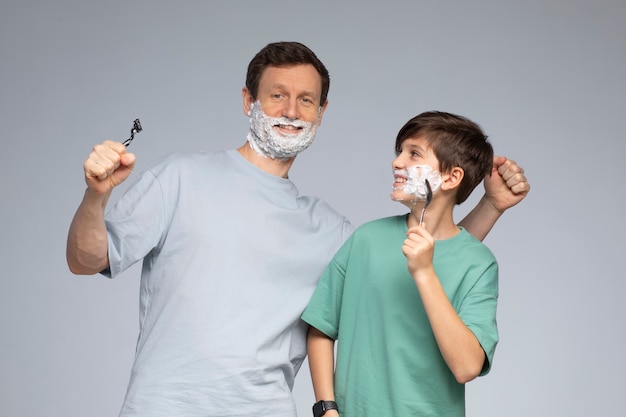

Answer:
[480,193,506,216]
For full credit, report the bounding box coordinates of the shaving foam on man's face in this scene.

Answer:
[392,164,443,201]
[246,101,320,160]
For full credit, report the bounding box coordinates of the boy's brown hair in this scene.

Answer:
[394,111,493,204]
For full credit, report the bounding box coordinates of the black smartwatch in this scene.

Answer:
[312,400,339,417]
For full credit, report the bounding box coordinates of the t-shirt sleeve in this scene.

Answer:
[301,235,354,340]
[459,259,499,376]
[103,169,167,278]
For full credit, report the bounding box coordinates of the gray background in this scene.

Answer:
[1,1,624,416]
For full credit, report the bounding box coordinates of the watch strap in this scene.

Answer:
[312,400,339,417]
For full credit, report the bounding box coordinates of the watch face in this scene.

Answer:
[313,400,338,417]
[312,402,324,417]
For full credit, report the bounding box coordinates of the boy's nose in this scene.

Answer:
[392,155,405,169]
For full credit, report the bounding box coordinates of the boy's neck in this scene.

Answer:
[406,206,460,240]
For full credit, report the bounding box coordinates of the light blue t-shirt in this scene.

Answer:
[104,149,353,417]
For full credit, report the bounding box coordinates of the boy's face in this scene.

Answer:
[391,136,442,206]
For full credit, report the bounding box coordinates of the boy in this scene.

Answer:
[302,111,499,417]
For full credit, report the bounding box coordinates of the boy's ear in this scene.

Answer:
[440,167,464,191]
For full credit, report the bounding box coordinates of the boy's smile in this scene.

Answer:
[391,137,442,204]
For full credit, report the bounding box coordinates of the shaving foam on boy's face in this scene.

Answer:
[392,165,443,201]
[246,101,320,160]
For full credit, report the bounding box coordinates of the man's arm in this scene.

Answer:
[307,327,340,417]
[66,140,135,275]
[460,156,530,241]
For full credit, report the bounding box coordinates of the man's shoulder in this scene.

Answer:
[301,195,352,230]
[154,149,229,164]
[146,149,232,175]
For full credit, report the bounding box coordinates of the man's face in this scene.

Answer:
[243,64,327,128]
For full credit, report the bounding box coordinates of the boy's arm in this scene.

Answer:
[403,226,486,384]
[413,267,486,384]
[307,327,340,417]
[459,156,530,241]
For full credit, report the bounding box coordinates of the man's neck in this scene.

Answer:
[236,142,295,179]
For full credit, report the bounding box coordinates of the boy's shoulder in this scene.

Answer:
[356,214,405,233]
[345,215,407,248]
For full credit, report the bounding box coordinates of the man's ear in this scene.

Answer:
[316,100,329,126]
[242,87,254,116]
[440,167,464,191]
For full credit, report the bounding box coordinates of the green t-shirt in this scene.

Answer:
[301,215,499,417]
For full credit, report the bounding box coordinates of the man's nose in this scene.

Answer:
[282,98,298,119]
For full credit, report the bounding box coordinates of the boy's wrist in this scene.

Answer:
[313,400,338,417]
[414,267,437,286]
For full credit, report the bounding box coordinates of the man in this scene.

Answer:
[66,42,529,416]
